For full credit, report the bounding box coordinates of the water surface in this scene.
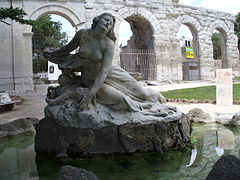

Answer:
[0,123,239,180]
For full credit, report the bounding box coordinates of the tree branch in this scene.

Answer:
[0,20,10,25]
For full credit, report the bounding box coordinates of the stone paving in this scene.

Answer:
[0,85,48,124]
[0,81,240,124]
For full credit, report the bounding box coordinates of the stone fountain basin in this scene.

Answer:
[35,114,191,158]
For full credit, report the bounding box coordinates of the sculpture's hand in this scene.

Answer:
[79,92,94,111]
[43,47,58,58]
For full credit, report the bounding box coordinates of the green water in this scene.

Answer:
[0,123,240,180]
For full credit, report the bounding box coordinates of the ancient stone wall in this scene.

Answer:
[0,0,239,92]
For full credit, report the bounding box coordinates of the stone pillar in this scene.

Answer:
[154,35,163,81]
[170,37,183,81]
[0,19,14,91]
[227,34,240,76]
[22,25,34,92]
[160,41,172,81]
[12,21,25,92]
[198,33,215,80]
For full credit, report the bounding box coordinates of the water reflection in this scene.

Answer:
[0,123,239,180]
[0,134,38,180]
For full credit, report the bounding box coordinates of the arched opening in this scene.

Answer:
[177,24,200,81]
[118,20,132,48]
[119,15,156,80]
[32,14,75,84]
[211,29,227,69]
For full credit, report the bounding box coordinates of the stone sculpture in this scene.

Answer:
[35,13,191,158]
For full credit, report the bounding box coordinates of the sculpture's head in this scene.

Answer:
[92,13,116,43]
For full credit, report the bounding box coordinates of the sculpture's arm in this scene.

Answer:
[45,30,82,57]
[79,40,114,109]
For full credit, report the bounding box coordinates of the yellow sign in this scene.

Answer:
[185,47,195,59]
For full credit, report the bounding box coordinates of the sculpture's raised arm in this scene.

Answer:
[43,30,81,58]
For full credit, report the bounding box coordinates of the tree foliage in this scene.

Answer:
[235,13,240,53]
[211,32,222,60]
[32,15,68,73]
[234,12,240,38]
[0,4,34,25]
[0,1,68,73]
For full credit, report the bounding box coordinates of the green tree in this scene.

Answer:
[211,32,222,60]
[32,15,68,73]
[235,13,240,53]
[0,0,34,25]
[234,12,240,38]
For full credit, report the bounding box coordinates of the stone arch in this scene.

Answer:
[210,21,229,68]
[25,4,85,86]
[175,15,201,60]
[210,20,229,36]
[175,15,201,80]
[29,4,84,28]
[116,7,160,50]
[116,7,160,80]
[117,7,161,36]
[175,15,201,34]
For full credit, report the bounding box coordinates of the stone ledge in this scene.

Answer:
[0,117,39,138]
[166,98,240,105]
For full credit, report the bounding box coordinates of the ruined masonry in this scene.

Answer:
[0,0,239,92]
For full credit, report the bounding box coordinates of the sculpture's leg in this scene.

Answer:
[107,65,166,104]
[96,83,142,111]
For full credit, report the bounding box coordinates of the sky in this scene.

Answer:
[50,15,75,43]
[179,0,240,15]
[119,21,132,46]
[51,0,240,46]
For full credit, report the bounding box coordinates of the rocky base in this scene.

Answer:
[187,108,212,123]
[186,108,240,125]
[35,115,191,158]
[58,165,99,180]
[166,98,240,105]
[206,155,240,180]
[0,117,39,137]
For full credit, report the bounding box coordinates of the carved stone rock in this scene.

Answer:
[0,117,39,137]
[229,112,240,126]
[58,165,99,180]
[187,108,212,123]
[35,111,191,158]
[206,155,240,180]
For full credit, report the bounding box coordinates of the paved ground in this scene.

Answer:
[0,85,48,124]
[0,81,239,124]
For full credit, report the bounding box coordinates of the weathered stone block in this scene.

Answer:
[0,117,39,138]
[58,165,99,180]
[118,123,155,153]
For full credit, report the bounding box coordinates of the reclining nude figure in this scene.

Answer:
[44,13,168,116]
